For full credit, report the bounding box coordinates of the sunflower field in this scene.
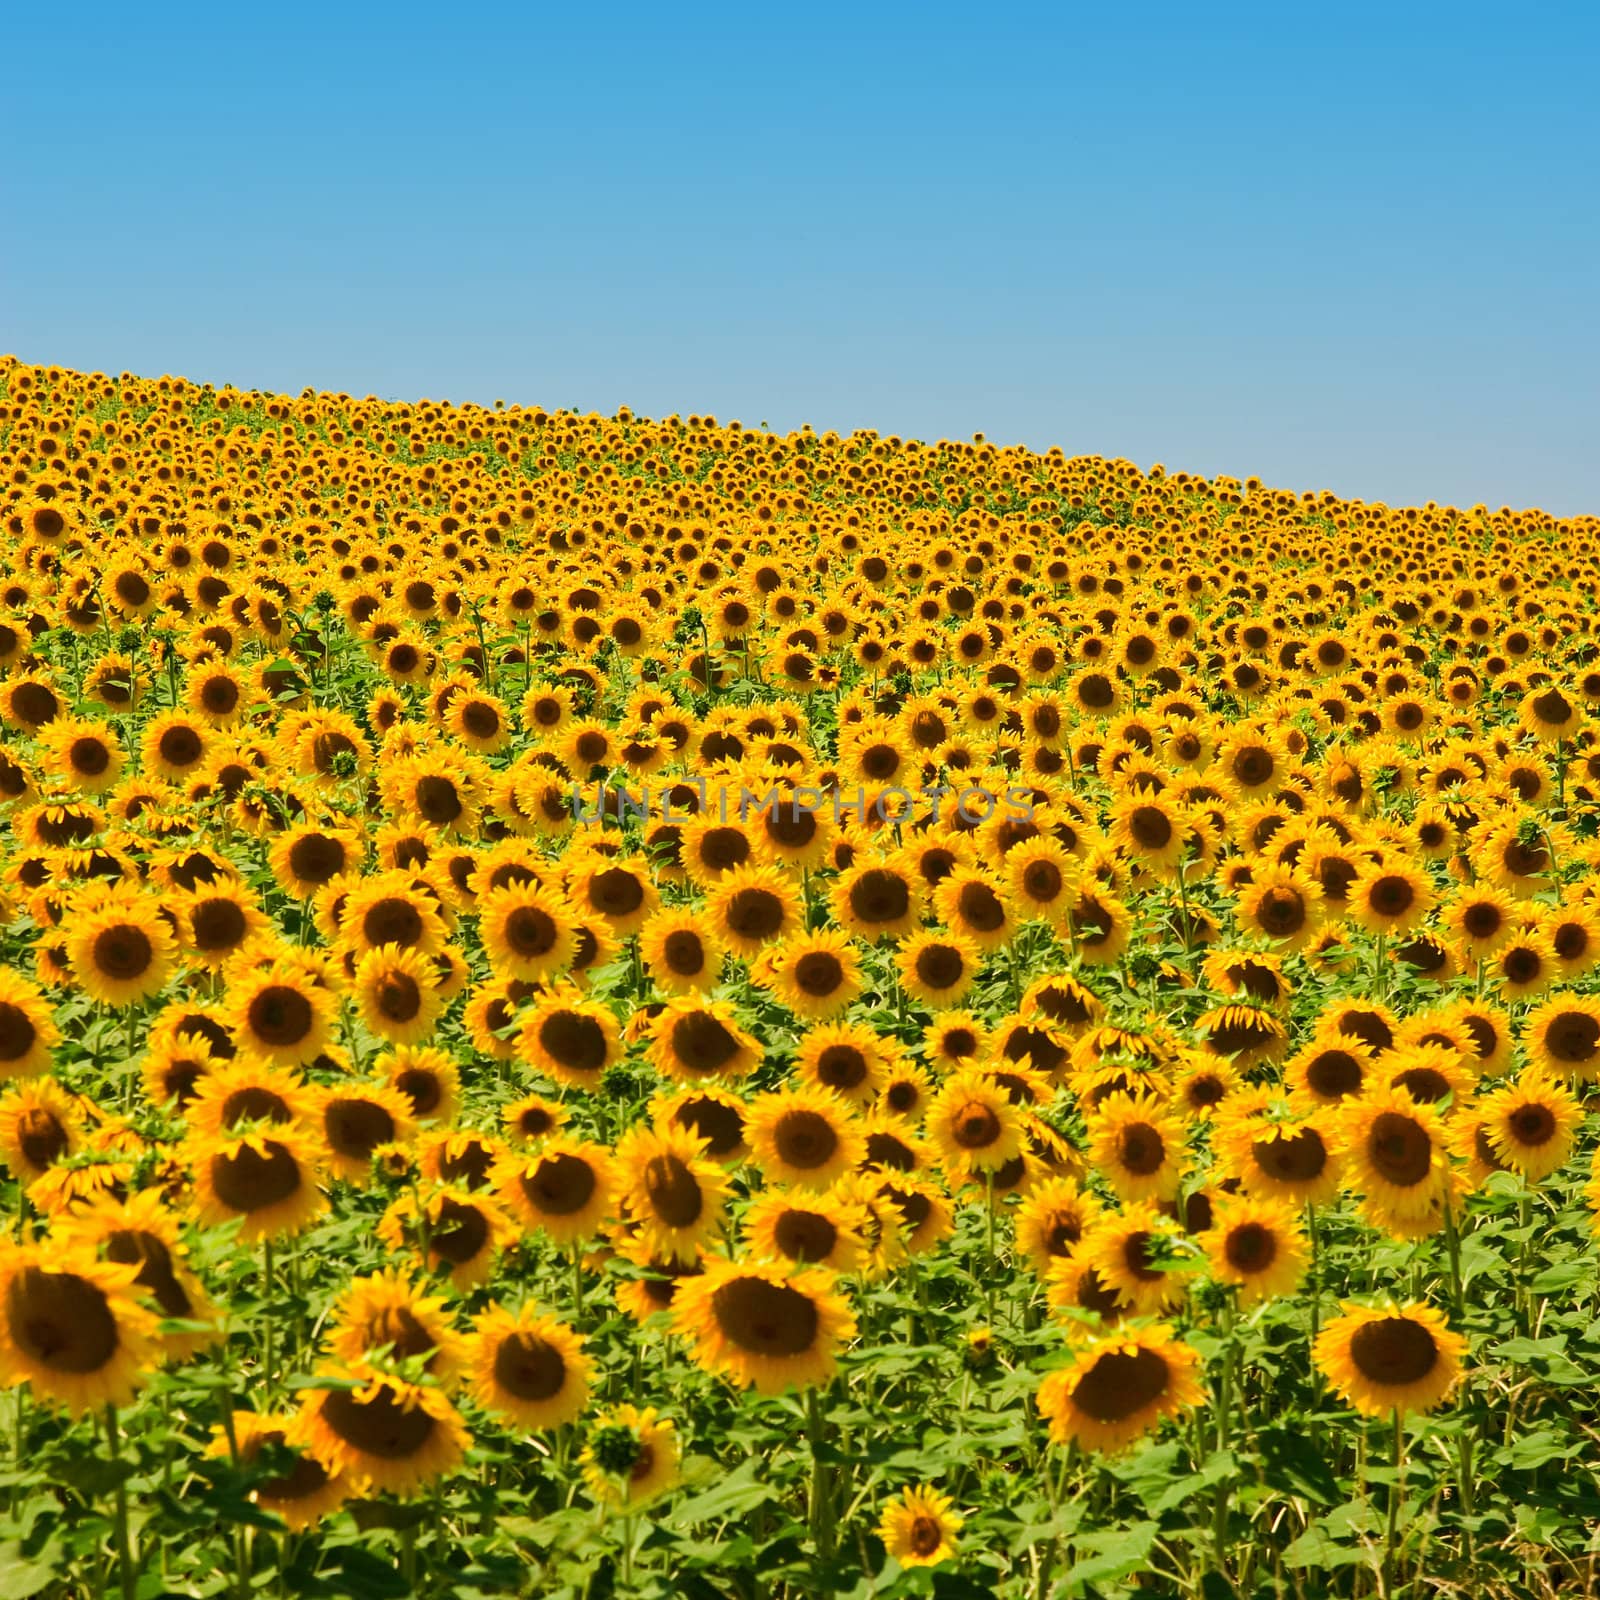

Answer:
[2,355,1600,1600]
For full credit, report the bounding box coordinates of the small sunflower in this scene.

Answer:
[1036,1323,1205,1454]
[877,1484,963,1569]
[467,1303,590,1430]
[293,1365,469,1497]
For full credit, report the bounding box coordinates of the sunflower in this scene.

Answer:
[1336,1089,1458,1228]
[315,1084,417,1184]
[923,1012,988,1075]
[1065,887,1133,965]
[268,824,363,900]
[216,1411,350,1531]
[142,712,210,781]
[1004,836,1080,925]
[467,1304,590,1430]
[378,1184,517,1290]
[743,1188,865,1272]
[795,1022,894,1107]
[58,1187,217,1354]
[183,1058,312,1140]
[0,1240,161,1414]
[639,907,724,994]
[566,853,659,937]
[615,1123,729,1264]
[925,1071,1023,1177]
[189,1125,327,1241]
[645,996,761,1084]
[65,895,178,1007]
[1489,929,1552,1002]
[878,1484,963,1569]
[895,931,982,1008]
[671,1257,856,1394]
[178,882,268,972]
[502,1093,568,1146]
[1524,995,1600,1080]
[353,944,443,1046]
[1086,1093,1187,1203]
[830,853,922,942]
[1195,1003,1289,1069]
[649,1085,749,1164]
[39,716,126,795]
[1545,903,1600,978]
[706,863,803,958]
[1518,683,1582,744]
[747,1087,865,1189]
[1314,1301,1466,1417]
[1079,1205,1191,1315]
[1213,1099,1341,1207]
[580,1404,680,1509]
[1014,1176,1103,1278]
[933,867,1017,952]
[1444,885,1519,960]
[479,883,577,984]
[326,1270,466,1385]
[519,990,620,1090]
[1475,1071,1581,1181]
[1201,1193,1307,1305]
[753,928,862,1020]
[1383,1042,1476,1108]
[225,959,337,1068]
[495,1137,618,1245]
[0,1078,84,1181]
[293,1366,468,1496]
[0,970,60,1080]
[1021,972,1105,1036]
[1036,1323,1205,1454]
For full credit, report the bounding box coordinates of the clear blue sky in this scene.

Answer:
[6,2,1596,514]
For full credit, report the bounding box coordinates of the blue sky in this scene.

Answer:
[5,2,1596,513]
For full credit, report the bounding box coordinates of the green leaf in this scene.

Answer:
[668,1460,777,1527]
[0,1542,61,1600]
[1060,1520,1159,1587]
[1257,1426,1342,1507]
[1281,1523,1367,1571]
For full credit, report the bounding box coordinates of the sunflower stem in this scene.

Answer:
[260,1239,275,1391]
[104,1405,136,1600]
[571,1244,585,1322]
[1384,1409,1405,1594]
[983,1170,997,1329]
[805,1385,835,1562]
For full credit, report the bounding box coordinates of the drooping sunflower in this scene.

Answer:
[671,1257,857,1394]
[215,1411,350,1531]
[0,1241,161,1414]
[747,1087,865,1190]
[1036,1323,1205,1454]
[293,1365,469,1496]
[466,1303,590,1430]
[579,1404,680,1509]
[614,1123,729,1264]
[877,1484,963,1569]
[1314,1301,1466,1416]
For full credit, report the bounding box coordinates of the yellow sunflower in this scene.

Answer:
[670,1257,857,1394]
[467,1303,590,1430]
[1036,1323,1205,1454]
[1314,1301,1466,1416]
